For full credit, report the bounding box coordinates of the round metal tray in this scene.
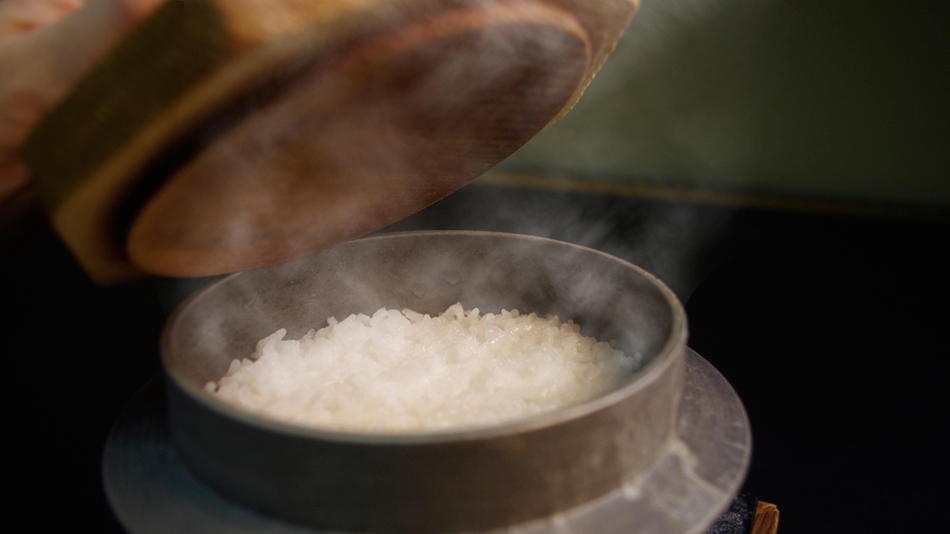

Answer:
[103,348,750,534]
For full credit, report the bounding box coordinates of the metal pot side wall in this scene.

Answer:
[166,348,683,532]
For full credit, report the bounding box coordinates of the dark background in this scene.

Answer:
[4,1,948,530]
[4,182,948,532]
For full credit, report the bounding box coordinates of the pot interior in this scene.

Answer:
[165,231,682,404]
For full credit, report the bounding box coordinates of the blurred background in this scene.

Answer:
[495,0,948,212]
[4,0,948,532]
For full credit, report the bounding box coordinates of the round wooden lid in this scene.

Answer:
[23,0,638,283]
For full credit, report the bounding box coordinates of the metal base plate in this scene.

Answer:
[103,348,750,534]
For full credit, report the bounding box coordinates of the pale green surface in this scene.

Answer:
[501,0,949,206]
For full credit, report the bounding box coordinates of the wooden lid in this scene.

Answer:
[22,0,638,283]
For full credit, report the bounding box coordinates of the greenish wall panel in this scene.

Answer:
[500,0,949,207]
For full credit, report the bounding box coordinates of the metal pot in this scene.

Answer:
[161,231,687,532]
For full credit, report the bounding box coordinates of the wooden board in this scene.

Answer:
[752,501,780,534]
[22,0,638,283]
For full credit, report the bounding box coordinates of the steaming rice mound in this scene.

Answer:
[206,303,641,432]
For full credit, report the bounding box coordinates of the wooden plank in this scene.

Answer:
[22,0,638,283]
[752,501,780,534]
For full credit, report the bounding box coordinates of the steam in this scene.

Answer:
[382,182,736,303]
[153,0,749,315]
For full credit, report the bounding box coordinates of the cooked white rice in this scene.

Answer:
[205,303,640,432]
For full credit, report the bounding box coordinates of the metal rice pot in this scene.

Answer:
[161,231,687,532]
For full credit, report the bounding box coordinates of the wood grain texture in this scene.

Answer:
[752,501,780,534]
[22,0,638,282]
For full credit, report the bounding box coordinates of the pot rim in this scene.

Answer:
[160,230,688,445]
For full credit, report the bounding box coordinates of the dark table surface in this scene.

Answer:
[4,182,947,533]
